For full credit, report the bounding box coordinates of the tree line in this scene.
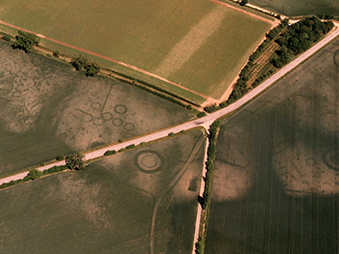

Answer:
[204,16,334,113]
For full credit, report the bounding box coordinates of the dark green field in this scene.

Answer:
[250,0,339,17]
[0,130,205,253]
[205,38,339,253]
[0,41,194,178]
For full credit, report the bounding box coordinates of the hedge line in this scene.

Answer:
[0,165,68,190]
[204,17,333,114]
[195,120,221,254]
[112,71,200,107]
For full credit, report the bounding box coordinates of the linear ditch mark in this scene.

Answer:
[85,84,114,150]
[149,135,204,254]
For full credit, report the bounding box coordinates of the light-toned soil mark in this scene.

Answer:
[154,6,226,78]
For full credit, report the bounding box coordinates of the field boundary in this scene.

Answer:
[0,20,206,105]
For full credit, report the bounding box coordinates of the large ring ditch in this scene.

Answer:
[134,150,163,173]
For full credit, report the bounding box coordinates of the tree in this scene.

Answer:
[12,30,40,53]
[70,55,88,71]
[240,0,248,6]
[24,169,42,181]
[53,50,60,58]
[65,153,85,170]
[70,55,100,76]
[55,154,65,161]
[84,61,100,76]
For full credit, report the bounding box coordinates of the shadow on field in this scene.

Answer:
[205,38,339,253]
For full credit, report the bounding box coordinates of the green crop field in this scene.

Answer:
[250,0,339,17]
[0,0,271,101]
[0,41,194,178]
[205,38,339,253]
[0,130,205,254]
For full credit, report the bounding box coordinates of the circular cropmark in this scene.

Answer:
[93,117,104,126]
[319,112,338,132]
[112,118,123,126]
[124,123,135,131]
[323,150,339,171]
[91,102,101,110]
[334,50,339,67]
[114,104,127,114]
[306,158,315,166]
[134,150,163,173]
[91,91,97,96]
[102,112,113,121]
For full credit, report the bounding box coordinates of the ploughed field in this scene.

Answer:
[205,38,339,253]
[0,0,271,102]
[250,0,339,17]
[0,41,194,178]
[0,130,206,254]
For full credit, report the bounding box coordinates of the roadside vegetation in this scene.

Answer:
[204,16,334,113]
[195,120,221,254]
[12,30,39,53]
[71,55,100,76]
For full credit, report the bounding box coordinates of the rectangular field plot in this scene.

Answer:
[0,0,271,101]
[0,130,206,254]
[205,38,339,253]
[0,41,194,178]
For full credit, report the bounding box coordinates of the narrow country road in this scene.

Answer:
[1,25,338,186]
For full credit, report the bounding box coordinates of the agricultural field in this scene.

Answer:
[0,130,206,254]
[205,38,339,253]
[250,0,339,17]
[0,0,272,101]
[0,40,195,178]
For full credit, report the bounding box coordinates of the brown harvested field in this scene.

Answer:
[205,37,339,253]
[0,40,195,178]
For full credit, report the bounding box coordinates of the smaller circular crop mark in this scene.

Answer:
[91,102,101,110]
[134,150,163,173]
[112,118,123,126]
[93,117,104,126]
[114,104,127,114]
[102,112,113,121]
[91,91,97,96]
[124,123,135,131]
[306,158,315,166]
